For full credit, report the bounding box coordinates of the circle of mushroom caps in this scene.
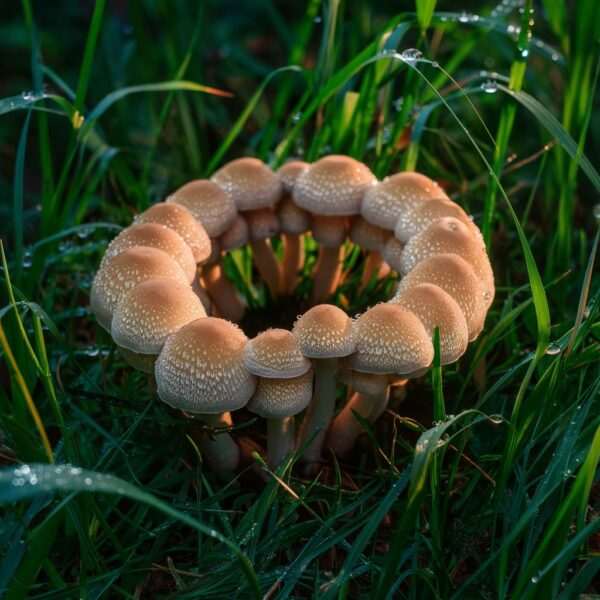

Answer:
[90,155,494,467]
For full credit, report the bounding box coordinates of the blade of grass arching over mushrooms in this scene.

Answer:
[0,464,261,598]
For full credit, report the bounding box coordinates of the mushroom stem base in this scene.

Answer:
[281,233,304,295]
[251,239,282,299]
[196,412,240,474]
[310,245,344,305]
[267,416,295,469]
[201,260,246,322]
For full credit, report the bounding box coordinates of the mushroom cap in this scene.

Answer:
[278,197,310,234]
[389,283,469,365]
[394,197,473,243]
[247,370,313,418]
[211,158,282,211]
[111,277,206,355]
[90,246,189,332]
[219,214,249,251]
[244,328,311,378]
[311,215,348,248]
[277,160,309,193]
[382,237,405,272]
[167,179,237,237]
[294,155,376,216]
[399,217,494,306]
[361,172,448,230]
[393,253,487,341]
[293,304,355,359]
[134,203,212,264]
[245,208,280,241]
[349,216,391,252]
[350,303,434,374]
[102,223,196,282]
[155,317,256,414]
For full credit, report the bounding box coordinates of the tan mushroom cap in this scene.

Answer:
[278,197,310,234]
[361,172,448,230]
[211,158,282,211]
[350,216,391,253]
[277,160,309,193]
[389,283,469,365]
[350,303,434,375]
[311,215,348,248]
[293,304,356,359]
[155,317,256,414]
[246,208,280,241]
[294,155,376,216]
[248,370,313,418]
[244,328,311,378]
[90,246,189,332]
[111,278,206,355]
[393,253,487,341]
[382,237,405,272]
[134,203,212,264]
[167,179,237,237]
[395,197,473,243]
[399,217,494,306]
[219,214,249,251]
[102,223,196,282]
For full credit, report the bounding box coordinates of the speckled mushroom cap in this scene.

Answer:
[102,223,196,282]
[393,253,487,341]
[111,278,206,355]
[311,215,348,248]
[382,237,405,272]
[155,317,256,414]
[293,304,356,359]
[167,179,237,237]
[91,246,189,332]
[350,303,434,374]
[350,217,391,253]
[389,283,469,365]
[277,160,309,192]
[399,216,495,307]
[278,197,310,235]
[246,208,280,241]
[133,203,212,264]
[247,370,313,418]
[361,172,448,230]
[219,214,249,251]
[294,155,376,216]
[394,197,473,243]
[244,328,311,378]
[211,158,282,211]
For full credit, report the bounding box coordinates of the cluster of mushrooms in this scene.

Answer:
[90,155,494,473]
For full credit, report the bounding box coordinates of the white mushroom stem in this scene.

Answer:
[281,233,304,295]
[359,251,385,290]
[298,357,338,465]
[267,416,296,469]
[251,239,282,299]
[311,246,344,305]
[201,261,246,322]
[197,413,240,473]
[327,389,389,457]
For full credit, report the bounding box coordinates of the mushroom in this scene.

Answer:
[393,253,488,341]
[133,202,212,265]
[382,237,405,273]
[294,155,376,304]
[90,246,189,332]
[349,216,392,290]
[101,223,197,282]
[293,304,356,466]
[155,317,257,473]
[244,328,313,467]
[361,171,448,231]
[111,277,206,373]
[398,217,495,309]
[277,161,310,295]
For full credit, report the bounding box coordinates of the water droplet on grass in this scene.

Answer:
[400,48,423,66]
[545,343,561,356]
[481,80,498,94]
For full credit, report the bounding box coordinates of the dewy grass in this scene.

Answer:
[1,1,599,598]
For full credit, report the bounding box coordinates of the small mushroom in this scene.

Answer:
[350,216,392,290]
[133,202,212,264]
[101,223,197,282]
[111,277,206,373]
[90,246,189,332]
[155,317,257,473]
[244,328,313,467]
[293,304,356,466]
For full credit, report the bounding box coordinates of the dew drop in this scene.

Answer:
[400,48,423,66]
[313,16,322,23]
[21,90,35,101]
[481,80,498,94]
[531,574,539,584]
[545,343,561,356]
[593,204,600,222]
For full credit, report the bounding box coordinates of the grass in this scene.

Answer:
[1,0,600,597]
